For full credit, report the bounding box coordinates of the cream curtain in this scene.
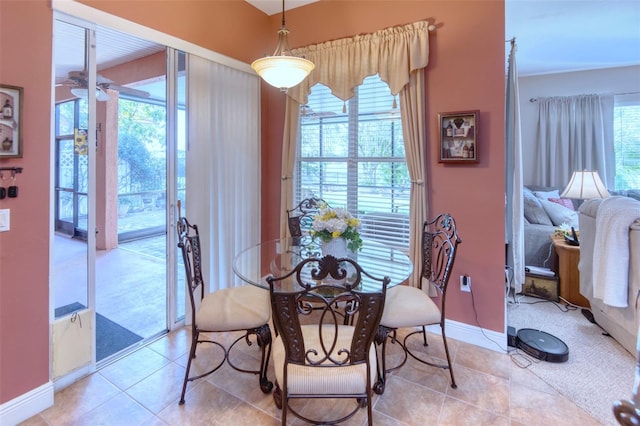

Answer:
[280,21,432,287]
[279,101,300,239]
[287,21,432,104]
[398,71,427,288]
[187,55,261,292]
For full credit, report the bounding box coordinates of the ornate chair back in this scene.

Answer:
[177,216,204,322]
[420,212,462,302]
[287,197,326,242]
[267,255,389,425]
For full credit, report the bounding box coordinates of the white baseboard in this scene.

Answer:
[0,381,54,426]
[427,318,509,354]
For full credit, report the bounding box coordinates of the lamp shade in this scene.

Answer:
[251,55,314,90]
[560,170,610,199]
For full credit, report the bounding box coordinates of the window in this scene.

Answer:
[295,75,410,249]
[613,94,640,190]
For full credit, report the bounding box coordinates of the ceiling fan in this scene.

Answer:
[56,70,150,101]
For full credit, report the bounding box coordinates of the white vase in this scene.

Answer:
[321,237,348,259]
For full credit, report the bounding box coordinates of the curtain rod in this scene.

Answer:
[530,91,640,102]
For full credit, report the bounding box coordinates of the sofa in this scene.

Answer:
[523,185,581,268]
[578,196,640,355]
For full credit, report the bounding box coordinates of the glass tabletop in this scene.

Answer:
[233,237,413,293]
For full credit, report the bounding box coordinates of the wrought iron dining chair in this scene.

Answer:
[375,213,462,394]
[177,217,273,404]
[267,255,389,425]
[287,197,326,243]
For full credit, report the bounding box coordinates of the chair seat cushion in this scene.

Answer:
[380,285,441,328]
[273,325,376,395]
[196,285,271,331]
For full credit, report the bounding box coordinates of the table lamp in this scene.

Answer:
[560,170,611,199]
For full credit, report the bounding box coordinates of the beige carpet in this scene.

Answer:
[507,295,635,425]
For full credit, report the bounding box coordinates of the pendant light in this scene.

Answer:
[251,0,314,92]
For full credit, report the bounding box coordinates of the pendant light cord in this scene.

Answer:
[281,0,286,27]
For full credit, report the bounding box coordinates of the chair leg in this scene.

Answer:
[255,324,274,393]
[421,325,429,346]
[374,326,409,395]
[275,385,287,426]
[179,329,199,404]
[401,325,457,389]
[441,325,457,389]
[226,325,274,393]
[367,392,374,426]
[374,326,390,395]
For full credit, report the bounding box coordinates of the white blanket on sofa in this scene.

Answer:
[593,196,640,307]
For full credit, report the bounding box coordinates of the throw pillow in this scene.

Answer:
[540,198,579,228]
[549,197,574,211]
[533,189,561,200]
[524,190,553,225]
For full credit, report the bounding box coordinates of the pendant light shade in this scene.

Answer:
[251,1,314,92]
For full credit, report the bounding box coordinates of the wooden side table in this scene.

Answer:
[551,236,591,307]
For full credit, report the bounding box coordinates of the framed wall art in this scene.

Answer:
[0,84,23,158]
[438,110,478,163]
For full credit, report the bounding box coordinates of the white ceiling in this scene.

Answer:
[505,0,640,76]
[54,0,640,97]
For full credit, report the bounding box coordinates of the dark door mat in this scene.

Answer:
[55,302,143,361]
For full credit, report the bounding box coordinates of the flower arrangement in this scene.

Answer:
[311,203,363,252]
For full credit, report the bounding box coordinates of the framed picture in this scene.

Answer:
[438,110,478,163]
[0,84,23,158]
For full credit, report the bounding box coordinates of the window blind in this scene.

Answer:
[295,75,410,249]
[613,94,640,190]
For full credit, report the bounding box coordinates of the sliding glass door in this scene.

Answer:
[52,15,186,381]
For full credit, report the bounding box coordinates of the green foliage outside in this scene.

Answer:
[118,99,166,193]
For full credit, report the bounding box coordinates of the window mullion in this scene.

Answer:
[347,93,358,215]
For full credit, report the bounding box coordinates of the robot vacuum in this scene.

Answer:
[516,328,569,363]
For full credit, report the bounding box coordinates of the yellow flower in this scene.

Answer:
[332,230,341,238]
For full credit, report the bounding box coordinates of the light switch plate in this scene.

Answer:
[0,209,10,231]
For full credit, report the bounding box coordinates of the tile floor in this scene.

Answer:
[20,326,602,426]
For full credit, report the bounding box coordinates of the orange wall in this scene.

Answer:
[0,0,505,406]
[0,0,53,404]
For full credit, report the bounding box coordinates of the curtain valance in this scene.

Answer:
[287,20,432,105]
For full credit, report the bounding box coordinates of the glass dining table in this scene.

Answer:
[233,237,413,293]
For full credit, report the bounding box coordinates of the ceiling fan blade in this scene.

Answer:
[65,70,149,98]
[107,84,150,98]
[67,70,114,85]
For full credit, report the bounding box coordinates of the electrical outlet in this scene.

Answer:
[460,274,471,292]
